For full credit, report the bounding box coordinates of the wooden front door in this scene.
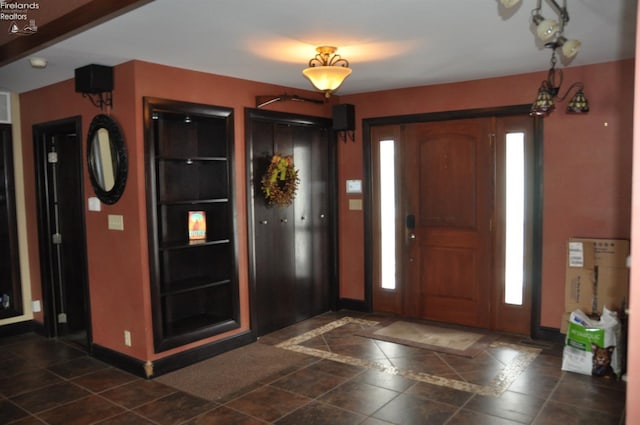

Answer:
[372,118,494,328]
[371,113,534,333]
[403,119,494,327]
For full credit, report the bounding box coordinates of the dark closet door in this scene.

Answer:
[292,125,330,322]
[252,121,296,334]
[249,114,332,336]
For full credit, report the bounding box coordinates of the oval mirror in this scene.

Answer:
[87,114,127,204]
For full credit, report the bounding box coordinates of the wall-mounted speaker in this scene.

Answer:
[74,64,113,94]
[332,104,355,131]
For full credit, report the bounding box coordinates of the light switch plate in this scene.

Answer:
[346,179,362,194]
[108,214,124,231]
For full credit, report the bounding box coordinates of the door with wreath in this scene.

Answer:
[246,110,334,336]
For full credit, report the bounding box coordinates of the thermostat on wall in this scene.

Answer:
[346,179,362,194]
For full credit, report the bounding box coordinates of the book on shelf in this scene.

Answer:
[188,211,206,243]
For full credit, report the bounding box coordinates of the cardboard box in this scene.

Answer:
[562,238,629,333]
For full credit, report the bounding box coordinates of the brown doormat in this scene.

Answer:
[356,321,499,358]
[155,342,313,402]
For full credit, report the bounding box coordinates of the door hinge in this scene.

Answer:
[47,152,58,163]
[52,233,62,244]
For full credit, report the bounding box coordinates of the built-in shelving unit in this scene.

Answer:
[144,97,238,352]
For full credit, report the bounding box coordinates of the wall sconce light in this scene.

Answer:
[530,52,589,116]
[302,46,352,98]
[74,64,114,111]
[500,0,588,116]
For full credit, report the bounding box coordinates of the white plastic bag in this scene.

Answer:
[561,307,621,378]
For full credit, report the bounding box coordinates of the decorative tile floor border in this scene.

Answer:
[276,317,541,397]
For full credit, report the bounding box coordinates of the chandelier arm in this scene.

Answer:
[308,54,324,67]
[329,56,349,67]
[308,53,350,68]
[547,65,562,90]
[546,0,569,24]
[557,81,584,102]
[533,0,542,15]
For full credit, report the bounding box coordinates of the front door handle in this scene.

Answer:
[406,214,415,229]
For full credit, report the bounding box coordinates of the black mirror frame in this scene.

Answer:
[87,114,128,205]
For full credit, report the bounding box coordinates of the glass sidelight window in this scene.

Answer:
[504,132,525,305]
[379,139,396,290]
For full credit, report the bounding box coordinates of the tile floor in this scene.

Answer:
[0,310,627,425]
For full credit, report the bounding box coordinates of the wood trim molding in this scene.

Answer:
[0,0,151,66]
[91,330,255,379]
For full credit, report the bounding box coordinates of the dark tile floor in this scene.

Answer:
[0,311,627,425]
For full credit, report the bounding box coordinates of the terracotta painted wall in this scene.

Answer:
[19,60,333,362]
[338,59,634,329]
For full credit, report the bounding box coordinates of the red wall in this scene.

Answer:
[19,61,333,361]
[339,59,634,328]
[18,58,633,363]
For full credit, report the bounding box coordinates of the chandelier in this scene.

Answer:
[302,46,352,98]
[500,0,589,116]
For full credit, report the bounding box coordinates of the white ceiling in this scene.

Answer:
[0,0,636,95]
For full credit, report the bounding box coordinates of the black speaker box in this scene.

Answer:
[75,64,113,94]
[332,104,355,131]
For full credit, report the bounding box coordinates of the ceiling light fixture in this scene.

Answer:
[302,46,352,98]
[501,0,588,116]
[29,57,47,69]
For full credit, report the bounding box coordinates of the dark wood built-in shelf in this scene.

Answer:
[144,97,239,352]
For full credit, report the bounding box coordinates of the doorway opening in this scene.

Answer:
[33,117,91,348]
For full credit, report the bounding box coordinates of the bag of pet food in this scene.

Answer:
[561,307,621,378]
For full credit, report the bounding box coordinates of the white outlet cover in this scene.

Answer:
[88,197,101,211]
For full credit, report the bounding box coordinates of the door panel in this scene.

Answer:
[371,125,403,315]
[252,121,295,335]
[418,135,477,228]
[50,133,87,333]
[493,115,534,334]
[404,118,493,327]
[33,118,89,339]
[249,116,331,336]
